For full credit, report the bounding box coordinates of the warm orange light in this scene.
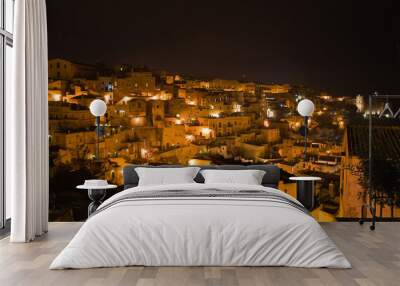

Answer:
[266,108,274,118]
[185,134,195,142]
[104,94,112,104]
[140,148,149,158]
[201,127,212,138]
[121,96,131,104]
[51,93,62,101]
[131,117,145,126]
[233,104,241,112]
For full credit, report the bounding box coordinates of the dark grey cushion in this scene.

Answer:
[123,164,280,189]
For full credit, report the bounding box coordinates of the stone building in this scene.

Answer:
[115,71,156,95]
[198,115,251,137]
[49,58,97,80]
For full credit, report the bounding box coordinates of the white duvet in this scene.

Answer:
[50,183,351,269]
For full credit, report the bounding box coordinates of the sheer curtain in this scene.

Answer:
[9,0,48,242]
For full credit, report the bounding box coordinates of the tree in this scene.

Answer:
[358,157,400,216]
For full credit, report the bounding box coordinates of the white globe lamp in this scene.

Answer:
[296,99,315,160]
[89,99,107,160]
[297,99,315,117]
[89,99,107,117]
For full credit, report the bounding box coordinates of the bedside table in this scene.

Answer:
[77,184,117,217]
[289,176,321,210]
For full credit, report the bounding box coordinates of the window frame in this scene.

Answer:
[0,0,14,230]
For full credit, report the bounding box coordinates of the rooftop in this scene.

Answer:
[346,125,400,159]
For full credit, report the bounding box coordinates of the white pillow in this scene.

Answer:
[135,167,200,186]
[200,169,266,185]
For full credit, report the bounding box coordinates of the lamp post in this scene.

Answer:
[297,99,315,160]
[89,99,107,160]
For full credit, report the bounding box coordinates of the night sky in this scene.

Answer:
[46,0,400,96]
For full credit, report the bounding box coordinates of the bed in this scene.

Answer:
[50,165,351,269]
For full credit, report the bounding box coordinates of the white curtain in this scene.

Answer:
[9,0,49,242]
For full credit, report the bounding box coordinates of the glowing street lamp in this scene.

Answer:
[89,99,107,160]
[297,99,315,160]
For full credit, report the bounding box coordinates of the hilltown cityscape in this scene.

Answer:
[48,58,400,222]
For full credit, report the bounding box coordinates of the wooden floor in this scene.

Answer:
[0,222,399,286]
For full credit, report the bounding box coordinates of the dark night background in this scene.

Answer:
[46,0,400,96]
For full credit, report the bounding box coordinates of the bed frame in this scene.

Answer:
[123,164,281,189]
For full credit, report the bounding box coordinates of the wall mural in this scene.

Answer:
[47,60,400,222]
[46,1,400,223]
